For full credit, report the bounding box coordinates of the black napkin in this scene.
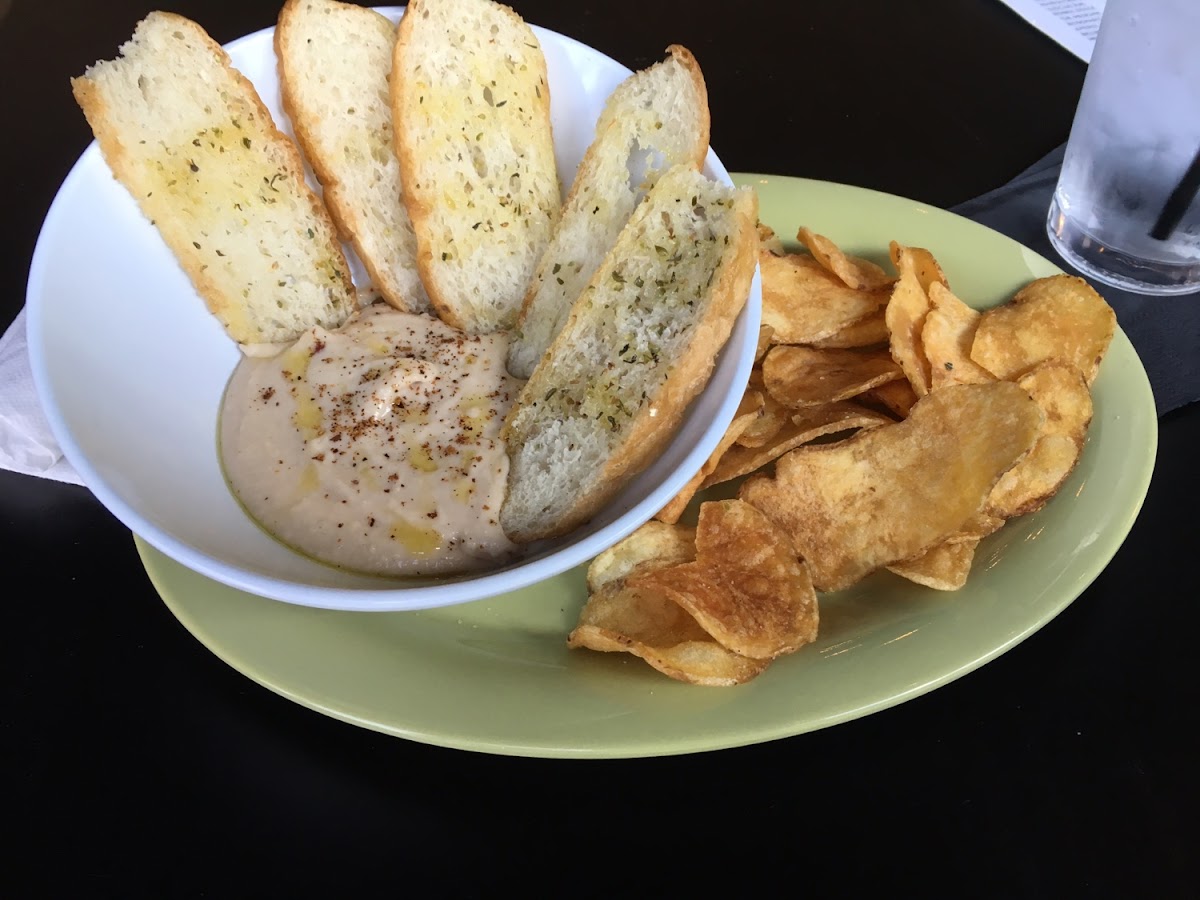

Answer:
[951,144,1200,416]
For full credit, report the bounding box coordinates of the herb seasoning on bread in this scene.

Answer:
[507,45,710,378]
[500,164,759,543]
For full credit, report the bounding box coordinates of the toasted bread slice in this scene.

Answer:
[391,0,561,334]
[500,165,759,543]
[506,45,710,378]
[276,0,430,314]
[71,11,356,347]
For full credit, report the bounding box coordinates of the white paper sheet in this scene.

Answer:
[998,0,1106,62]
[0,309,83,483]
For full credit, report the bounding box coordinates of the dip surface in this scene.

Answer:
[219,304,522,576]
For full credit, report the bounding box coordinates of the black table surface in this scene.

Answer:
[4,1,1195,896]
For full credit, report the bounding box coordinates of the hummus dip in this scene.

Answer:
[219,304,523,576]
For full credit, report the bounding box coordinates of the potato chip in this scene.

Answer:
[759,251,890,344]
[570,521,765,686]
[985,360,1093,518]
[986,435,1082,519]
[969,275,1116,384]
[887,537,980,591]
[757,222,785,257]
[656,392,764,524]
[630,499,819,659]
[762,345,903,408]
[572,518,771,684]
[738,381,1043,592]
[755,324,775,362]
[923,282,996,390]
[797,227,896,291]
[888,241,948,292]
[1019,359,1093,435]
[567,583,768,686]
[884,243,938,395]
[863,378,918,418]
[735,383,793,448]
[704,402,893,490]
[806,308,889,349]
[586,519,697,593]
[944,511,1005,543]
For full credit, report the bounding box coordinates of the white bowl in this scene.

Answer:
[26,7,762,611]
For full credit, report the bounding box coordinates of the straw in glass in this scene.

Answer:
[1150,146,1200,241]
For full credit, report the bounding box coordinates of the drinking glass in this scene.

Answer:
[1047,0,1200,296]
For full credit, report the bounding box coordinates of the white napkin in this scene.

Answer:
[0,308,84,485]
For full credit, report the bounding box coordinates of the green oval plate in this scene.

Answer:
[137,173,1157,758]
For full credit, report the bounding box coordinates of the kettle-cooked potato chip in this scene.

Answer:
[570,520,768,686]
[586,519,696,593]
[888,241,949,292]
[568,582,769,686]
[759,251,890,344]
[987,435,1081,520]
[923,282,996,390]
[738,381,1043,591]
[797,227,896,291]
[757,222,786,256]
[806,307,889,349]
[656,391,764,524]
[884,243,941,395]
[887,537,980,591]
[864,378,919,418]
[762,345,904,408]
[944,511,1005,543]
[985,360,1093,518]
[735,378,793,448]
[704,402,893,490]
[755,324,775,361]
[630,500,819,659]
[969,275,1116,384]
